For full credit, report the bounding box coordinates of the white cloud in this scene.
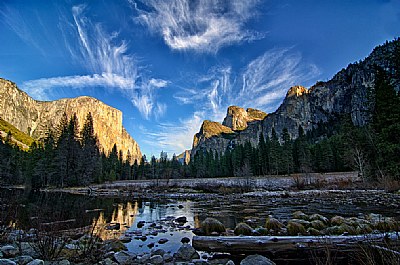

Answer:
[165,48,320,154]
[127,78,169,120]
[133,0,262,53]
[142,112,204,155]
[23,4,167,120]
[22,73,135,100]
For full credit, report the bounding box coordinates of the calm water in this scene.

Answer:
[1,188,399,254]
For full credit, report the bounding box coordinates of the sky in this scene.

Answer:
[1,0,399,158]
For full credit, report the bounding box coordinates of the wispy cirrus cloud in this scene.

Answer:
[152,48,320,155]
[175,48,320,116]
[21,73,134,101]
[133,0,263,53]
[141,112,204,155]
[22,4,167,120]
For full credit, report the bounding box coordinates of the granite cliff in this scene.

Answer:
[192,38,400,157]
[0,78,142,162]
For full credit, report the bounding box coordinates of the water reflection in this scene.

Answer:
[93,201,138,240]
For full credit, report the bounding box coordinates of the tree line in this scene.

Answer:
[0,68,399,188]
[190,68,400,181]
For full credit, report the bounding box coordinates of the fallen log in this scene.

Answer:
[192,233,400,254]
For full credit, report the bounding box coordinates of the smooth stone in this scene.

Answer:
[157,238,168,244]
[1,246,19,258]
[175,216,187,223]
[240,254,276,265]
[174,244,200,261]
[192,259,209,265]
[162,253,173,262]
[11,255,33,265]
[181,237,190,244]
[99,258,117,265]
[151,249,165,257]
[113,251,136,265]
[149,255,163,265]
[26,260,44,265]
[0,259,17,265]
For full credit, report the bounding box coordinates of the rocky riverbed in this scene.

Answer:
[1,176,400,265]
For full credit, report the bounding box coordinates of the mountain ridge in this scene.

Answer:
[0,78,142,163]
[191,38,400,159]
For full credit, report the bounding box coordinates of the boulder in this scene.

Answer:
[175,217,187,224]
[309,214,329,224]
[287,221,306,236]
[201,218,226,236]
[158,238,169,244]
[240,254,275,265]
[265,217,284,232]
[234,223,253,236]
[0,259,17,265]
[102,240,127,252]
[99,258,117,265]
[292,211,309,221]
[26,260,44,265]
[11,255,33,265]
[174,244,200,261]
[0,246,19,259]
[151,248,166,257]
[149,255,163,265]
[163,253,173,262]
[330,216,345,226]
[113,251,136,265]
[181,237,190,244]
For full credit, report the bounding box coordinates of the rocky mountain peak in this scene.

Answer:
[190,38,400,158]
[222,106,267,131]
[0,78,142,163]
[192,120,233,149]
[286,85,309,98]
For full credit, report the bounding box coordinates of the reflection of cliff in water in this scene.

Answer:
[93,201,138,240]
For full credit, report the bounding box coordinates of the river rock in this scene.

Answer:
[181,237,190,244]
[18,243,36,258]
[136,253,151,264]
[163,253,173,262]
[201,218,226,236]
[103,240,127,252]
[265,217,284,232]
[240,254,276,265]
[0,259,17,265]
[11,255,33,265]
[175,217,187,223]
[158,238,168,244]
[174,244,200,261]
[99,258,117,265]
[113,251,136,265]
[234,222,253,236]
[149,255,163,265]
[26,260,44,265]
[287,221,306,235]
[292,211,309,220]
[1,246,19,258]
[151,249,165,257]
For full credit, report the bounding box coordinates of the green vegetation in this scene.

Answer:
[0,117,35,147]
[0,65,399,188]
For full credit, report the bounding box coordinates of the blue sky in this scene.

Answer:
[1,0,399,158]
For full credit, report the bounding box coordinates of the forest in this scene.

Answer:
[0,68,399,188]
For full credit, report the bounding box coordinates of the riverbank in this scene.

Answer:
[40,172,365,197]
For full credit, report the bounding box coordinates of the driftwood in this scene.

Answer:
[193,233,400,254]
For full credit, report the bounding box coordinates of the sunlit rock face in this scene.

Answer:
[191,39,400,157]
[222,106,267,131]
[0,78,142,162]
